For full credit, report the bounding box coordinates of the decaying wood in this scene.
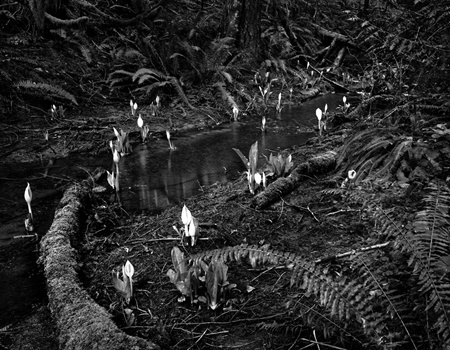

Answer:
[39,178,160,350]
[251,150,337,209]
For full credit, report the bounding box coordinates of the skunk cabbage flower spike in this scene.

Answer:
[113,149,120,164]
[24,182,33,219]
[181,205,192,235]
[232,105,239,121]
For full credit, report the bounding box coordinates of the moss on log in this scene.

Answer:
[251,150,337,209]
[39,182,160,350]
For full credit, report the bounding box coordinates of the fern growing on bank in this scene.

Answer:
[190,183,450,348]
[107,67,195,109]
[14,80,78,105]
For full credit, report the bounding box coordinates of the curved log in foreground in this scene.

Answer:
[39,181,160,350]
[252,150,337,209]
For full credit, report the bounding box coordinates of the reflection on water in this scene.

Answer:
[7,94,347,212]
[117,93,346,211]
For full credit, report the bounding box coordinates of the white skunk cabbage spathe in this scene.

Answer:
[113,149,120,164]
[232,105,239,121]
[106,171,115,189]
[186,215,199,246]
[316,107,322,122]
[254,172,261,187]
[316,108,323,136]
[181,205,198,246]
[137,114,143,128]
[181,204,192,235]
[166,130,175,150]
[24,182,33,220]
[124,260,134,279]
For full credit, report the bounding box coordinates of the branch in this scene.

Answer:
[316,241,391,264]
[311,23,364,52]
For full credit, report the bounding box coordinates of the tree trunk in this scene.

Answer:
[236,0,263,60]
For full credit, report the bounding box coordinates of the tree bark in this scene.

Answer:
[236,0,263,60]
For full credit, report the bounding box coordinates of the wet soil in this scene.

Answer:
[1,38,448,350]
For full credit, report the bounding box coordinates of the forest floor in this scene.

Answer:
[0,38,448,350]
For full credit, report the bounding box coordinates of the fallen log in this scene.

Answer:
[39,176,160,350]
[251,150,337,209]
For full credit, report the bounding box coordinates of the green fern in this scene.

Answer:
[214,82,238,112]
[14,80,78,105]
[191,183,450,349]
[337,128,414,183]
[190,244,414,345]
[409,184,450,346]
[132,68,167,84]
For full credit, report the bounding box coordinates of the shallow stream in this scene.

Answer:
[0,93,347,328]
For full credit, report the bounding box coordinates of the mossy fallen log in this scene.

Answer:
[39,181,160,350]
[251,150,337,209]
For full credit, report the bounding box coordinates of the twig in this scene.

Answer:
[250,266,275,283]
[326,208,360,216]
[282,200,319,222]
[136,237,214,243]
[313,329,321,350]
[14,234,38,240]
[315,241,391,264]
[306,205,319,222]
[186,329,208,350]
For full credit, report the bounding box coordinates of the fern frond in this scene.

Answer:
[207,37,234,69]
[124,49,146,60]
[190,244,295,268]
[214,82,238,111]
[107,69,134,82]
[409,183,450,346]
[14,80,78,105]
[132,68,167,83]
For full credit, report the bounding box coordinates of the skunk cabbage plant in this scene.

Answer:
[24,182,33,220]
[233,141,259,194]
[205,261,230,310]
[112,260,134,303]
[181,204,198,246]
[166,246,192,301]
[266,153,294,178]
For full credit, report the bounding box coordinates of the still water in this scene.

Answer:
[117,93,345,211]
